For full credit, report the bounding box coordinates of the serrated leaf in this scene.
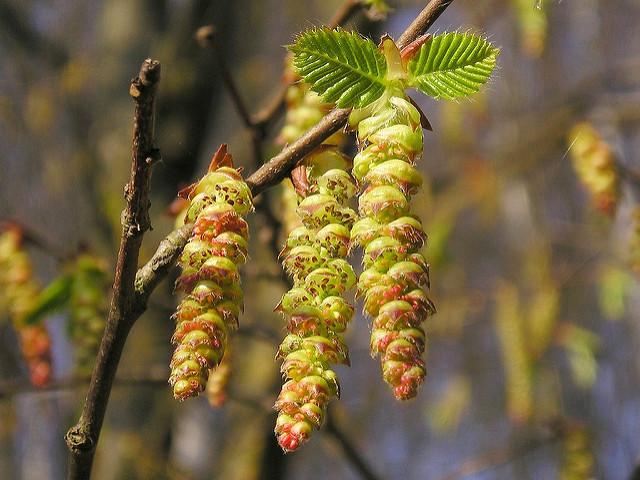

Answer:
[23,274,73,325]
[289,28,388,108]
[408,32,499,100]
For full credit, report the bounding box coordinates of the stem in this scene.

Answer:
[246,0,457,196]
[246,108,352,196]
[65,59,161,480]
[396,0,455,49]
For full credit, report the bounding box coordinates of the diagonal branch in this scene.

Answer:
[65,58,161,480]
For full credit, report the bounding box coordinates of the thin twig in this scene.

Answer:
[246,0,457,196]
[0,372,168,399]
[247,108,352,196]
[60,3,457,477]
[65,59,161,480]
[0,220,70,262]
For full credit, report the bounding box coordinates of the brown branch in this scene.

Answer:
[436,424,566,480]
[65,59,161,480]
[247,108,352,196]
[195,0,366,170]
[246,0,456,196]
[133,223,193,313]
[396,0,455,49]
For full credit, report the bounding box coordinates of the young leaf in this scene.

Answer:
[407,32,499,100]
[23,274,73,325]
[289,28,388,109]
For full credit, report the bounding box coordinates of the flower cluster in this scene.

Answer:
[274,147,357,452]
[568,122,620,216]
[0,226,52,387]
[349,89,435,400]
[169,145,253,400]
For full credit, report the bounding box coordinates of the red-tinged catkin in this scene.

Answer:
[0,226,52,387]
[568,122,620,216]
[349,90,435,401]
[274,147,357,452]
[169,145,253,401]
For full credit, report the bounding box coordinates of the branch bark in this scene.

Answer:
[65,58,161,480]
[325,412,383,480]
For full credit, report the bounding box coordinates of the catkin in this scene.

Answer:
[169,145,253,400]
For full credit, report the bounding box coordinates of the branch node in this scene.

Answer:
[65,426,94,454]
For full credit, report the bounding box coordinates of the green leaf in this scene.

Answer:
[23,274,73,325]
[408,32,499,100]
[289,28,388,108]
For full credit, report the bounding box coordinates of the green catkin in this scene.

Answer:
[349,84,435,401]
[169,145,253,401]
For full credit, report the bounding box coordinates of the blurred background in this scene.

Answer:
[1,0,640,478]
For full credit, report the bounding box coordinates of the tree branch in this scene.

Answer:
[396,0,455,49]
[436,424,566,480]
[133,223,193,314]
[65,58,161,480]
[195,25,264,167]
